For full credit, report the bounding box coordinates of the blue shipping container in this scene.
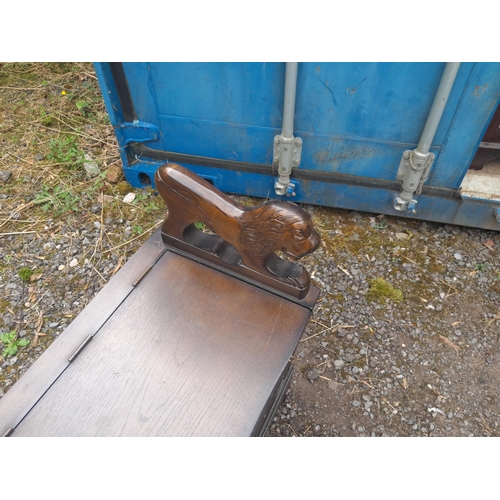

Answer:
[94,62,500,230]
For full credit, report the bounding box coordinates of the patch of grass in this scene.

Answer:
[367,278,403,303]
[47,134,84,167]
[33,184,80,215]
[18,267,34,283]
[1,331,30,358]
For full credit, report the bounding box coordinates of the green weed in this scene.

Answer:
[47,134,84,167]
[1,331,30,358]
[39,106,53,127]
[33,184,80,215]
[18,267,34,283]
[132,225,144,236]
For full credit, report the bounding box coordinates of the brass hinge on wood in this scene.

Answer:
[132,265,153,287]
[68,334,94,363]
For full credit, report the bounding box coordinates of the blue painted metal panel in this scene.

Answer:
[94,62,500,231]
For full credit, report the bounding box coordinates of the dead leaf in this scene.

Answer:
[30,272,43,282]
[484,239,495,249]
[31,310,44,348]
[452,321,460,327]
[439,334,460,352]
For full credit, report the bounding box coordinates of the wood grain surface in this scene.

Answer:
[0,230,167,436]
[13,251,313,437]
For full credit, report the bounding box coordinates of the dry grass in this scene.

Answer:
[0,62,166,261]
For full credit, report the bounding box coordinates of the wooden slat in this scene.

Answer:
[0,230,167,435]
[12,252,312,437]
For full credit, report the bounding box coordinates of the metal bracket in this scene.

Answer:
[394,149,435,212]
[273,135,302,196]
[115,120,159,146]
[273,135,302,171]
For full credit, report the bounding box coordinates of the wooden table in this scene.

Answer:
[0,230,318,437]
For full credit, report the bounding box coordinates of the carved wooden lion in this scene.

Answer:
[155,163,320,279]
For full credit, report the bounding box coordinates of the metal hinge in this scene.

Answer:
[132,265,153,287]
[115,120,159,146]
[68,334,94,363]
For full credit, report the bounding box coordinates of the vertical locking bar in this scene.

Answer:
[274,63,302,197]
[395,63,461,212]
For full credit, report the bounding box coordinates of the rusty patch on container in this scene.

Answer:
[473,84,489,97]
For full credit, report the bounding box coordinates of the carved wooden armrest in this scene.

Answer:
[155,163,320,302]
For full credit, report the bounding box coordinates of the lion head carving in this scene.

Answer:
[239,201,320,261]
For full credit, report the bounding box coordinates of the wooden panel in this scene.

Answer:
[13,251,312,437]
[0,230,167,436]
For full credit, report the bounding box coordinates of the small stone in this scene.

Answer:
[307,369,319,382]
[49,322,59,328]
[395,232,409,240]
[83,154,100,178]
[91,203,101,214]
[106,165,123,184]
[34,153,44,161]
[436,304,443,311]
[94,221,101,230]
[337,328,347,337]
[352,400,361,407]
[123,193,136,204]
[334,359,345,369]
[69,258,78,267]
[58,264,65,271]
[454,253,462,260]
[0,170,12,182]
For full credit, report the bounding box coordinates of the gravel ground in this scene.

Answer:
[1,195,499,437]
[267,206,500,437]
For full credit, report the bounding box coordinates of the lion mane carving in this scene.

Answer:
[155,163,320,281]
